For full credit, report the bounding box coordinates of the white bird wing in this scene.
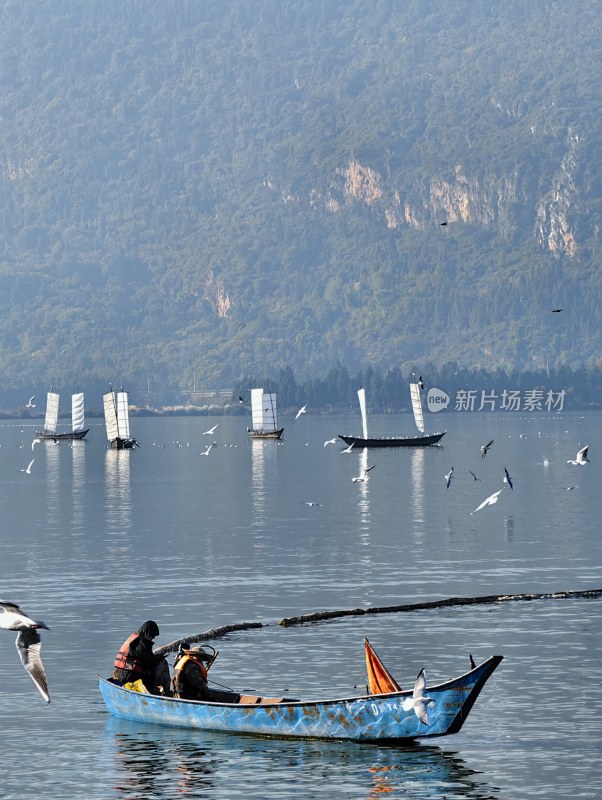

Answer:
[25,458,35,473]
[16,630,50,702]
[577,445,589,463]
[412,669,430,724]
[471,488,503,514]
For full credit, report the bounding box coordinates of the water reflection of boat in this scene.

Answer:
[104,449,132,536]
[99,651,502,742]
[105,719,500,799]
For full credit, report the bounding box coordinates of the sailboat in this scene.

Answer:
[247,388,284,439]
[103,386,138,449]
[36,390,89,440]
[338,383,445,448]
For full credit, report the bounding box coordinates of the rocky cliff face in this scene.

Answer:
[305,133,584,255]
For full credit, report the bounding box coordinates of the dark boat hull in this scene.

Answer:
[339,431,445,448]
[36,429,89,441]
[248,428,284,440]
[109,437,138,449]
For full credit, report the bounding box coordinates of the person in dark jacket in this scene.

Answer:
[114,620,171,694]
[172,641,239,702]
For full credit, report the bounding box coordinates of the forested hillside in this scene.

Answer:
[1,0,600,403]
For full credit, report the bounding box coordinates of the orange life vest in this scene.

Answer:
[114,632,144,675]
[172,653,208,698]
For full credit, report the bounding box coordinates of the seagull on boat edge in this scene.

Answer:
[402,669,432,725]
[0,601,50,702]
[567,445,589,465]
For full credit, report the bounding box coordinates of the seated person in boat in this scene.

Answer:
[114,620,171,695]
[172,641,239,703]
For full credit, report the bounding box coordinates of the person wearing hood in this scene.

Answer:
[113,620,171,694]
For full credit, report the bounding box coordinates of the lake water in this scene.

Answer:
[0,410,600,798]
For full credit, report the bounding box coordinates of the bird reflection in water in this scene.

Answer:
[112,731,217,797]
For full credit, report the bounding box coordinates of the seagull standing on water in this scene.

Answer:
[0,601,50,702]
[567,445,589,465]
[202,424,219,435]
[470,487,504,515]
[480,440,494,458]
[294,405,307,420]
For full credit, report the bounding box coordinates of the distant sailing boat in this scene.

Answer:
[36,389,89,440]
[103,386,138,449]
[247,388,284,439]
[338,383,445,448]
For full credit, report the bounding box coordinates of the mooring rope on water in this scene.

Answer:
[154,588,602,654]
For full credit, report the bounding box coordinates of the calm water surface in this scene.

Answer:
[0,410,601,798]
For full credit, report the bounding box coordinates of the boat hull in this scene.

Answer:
[35,429,89,440]
[339,431,445,448]
[248,428,284,440]
[98,655,502,742]
[109,437,138,449]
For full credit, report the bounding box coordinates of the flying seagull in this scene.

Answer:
[26,396,36,408]
[21,458,35,474]
[352,464,375,483]
[200,444,215,456]
[402,669,432,725]
[468,470,482,481]
[323,438,337,447]
[480,440,494,458]
[418,375,426,390]
[0,601,50,702]
[340,442,355,454]
[445,466,454,489]
[31,438,41,451]
[503,467,514,490]
[567,445,589,466]
[202,424,219,435]
[294,405,307,420]
[238,396,246,404]
[470,487,504,515]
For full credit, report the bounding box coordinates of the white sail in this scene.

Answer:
[71,392,85,433]
[409,383,425,433]
[251,388,265,430]
[357,388,368,439]
[262,393,278,431]
[44,391,60,434]
[103,391,120,442]
[251,388,278,432]
[116,391,131,439]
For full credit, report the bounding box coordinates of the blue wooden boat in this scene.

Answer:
[98,654,502,742]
